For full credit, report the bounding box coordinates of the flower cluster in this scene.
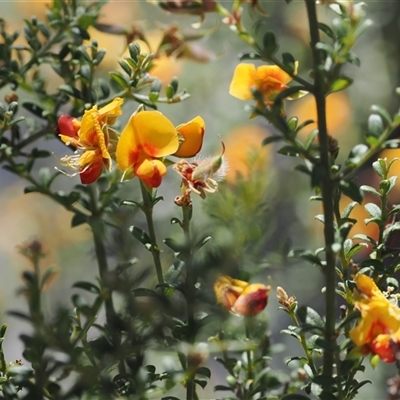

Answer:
[57,99,216,191]
[116,111,205,188]
[349,274,400,363]
[213,275,270,316]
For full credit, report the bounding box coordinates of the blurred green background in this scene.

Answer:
[1,0,400,398]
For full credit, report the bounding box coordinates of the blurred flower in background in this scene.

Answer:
[214,274,270,316]
[223,124,272,183]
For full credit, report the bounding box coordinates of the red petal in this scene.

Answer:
[79,157,103,184]
[58,115,79,139]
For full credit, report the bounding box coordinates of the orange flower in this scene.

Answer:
[116,111,204,188]
[58,98,123,184]
[214,275,270,316]
[229,62,299,105]
[349,274,400,363]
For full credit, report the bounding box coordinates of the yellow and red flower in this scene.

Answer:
[214,275,270,316]
[229,62,299,106]
[349,274,400,363]
[58,97,123,184]
[116,110,205,188]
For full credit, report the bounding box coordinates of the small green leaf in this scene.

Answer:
[360,185,380,197]
[371,104,392,124]
[163,238,187,252]
[318,22,335,39]
[129,225,153,249]
[193,378,208,389]
[339,180,363,203]
[22,102,45,118]
[329,77,353,93]
[341,201,358,218]
[120,199,142,209]
[282,52,296,74]
[368,114,384,137]
[194,235,212,253]
[262,32,278,56]
[304,129,319,150]
[164,261,184,284]
[239,52,262,61]
[372,160,384,178]
[346,144,369,167]
[196,366,211,378]
[262,135,282,146]
[364,202,382,219]
[73,281,100,294]
[297,306,325,329]
[109,72,130,90]
[277,145,300,157]
[294,164,311,176]
[346,243,368,259]
[71,213,87,227]
[287,116,298,131]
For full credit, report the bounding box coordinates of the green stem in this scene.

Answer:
[140,181,165,285]
[244,319,254,383]
[181,203,198,400]
[291,310,318,376]
[304,0,337,387]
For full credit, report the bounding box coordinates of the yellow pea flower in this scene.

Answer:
[349,274,400,363]
[58,97,123,184]
[229,62,299,105]
[116,111,205,188]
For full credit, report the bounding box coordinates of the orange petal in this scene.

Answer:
[229,63,256,100]
[174,116,205,158]
[231,283,270,316]
[257,63,297,85]
[132,111,179,158]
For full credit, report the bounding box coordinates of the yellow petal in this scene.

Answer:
[77,150,99,168]
[213,275,251,311]
[229,63,256,100]
[116,114,140,172]
[132,111,179,157]
[355,274,385,299]
[78,109,99,147]
[59,134,79,147]
[99,97,123,125]
[174,116,205,158]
